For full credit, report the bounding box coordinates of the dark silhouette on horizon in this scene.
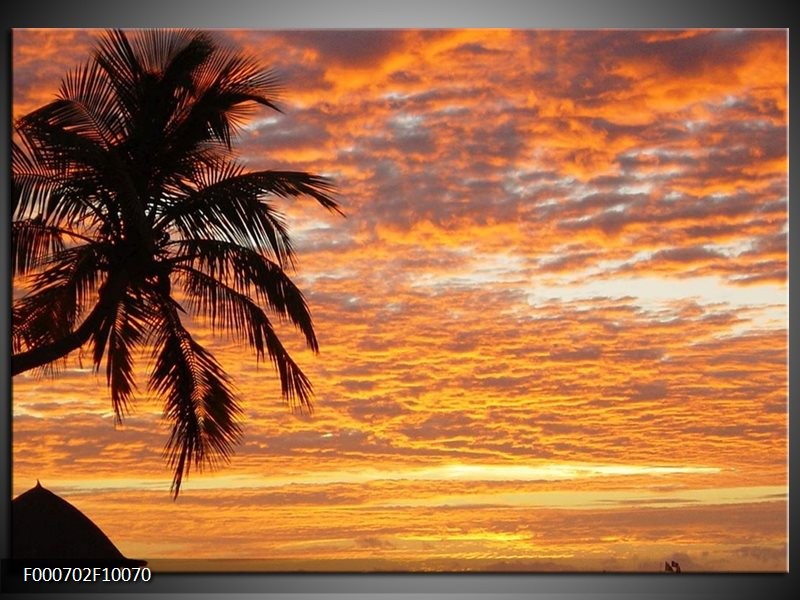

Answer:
[12,481,146,564]
[664,560,681,573]
[12,29,342,496]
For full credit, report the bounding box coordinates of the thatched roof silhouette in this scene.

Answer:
[12,481,145,565]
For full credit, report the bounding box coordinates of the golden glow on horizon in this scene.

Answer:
[23,461,724,493]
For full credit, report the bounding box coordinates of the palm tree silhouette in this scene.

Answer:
[12,29,342,496]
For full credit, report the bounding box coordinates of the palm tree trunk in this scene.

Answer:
[12,273,128,376]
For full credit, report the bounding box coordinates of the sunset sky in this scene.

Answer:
[11,29,788,571]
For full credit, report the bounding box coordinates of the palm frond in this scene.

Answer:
[13,286,77,357]
[58,59,128,147]
[174,265,314,410]
[29,245,104,305]
[148,295,242,497]
[130,29,211,80]
[176,47,283,148]
[92,29,144,126]
[15,110,122,230]
[18,103,109,171]
[158,168,339,267]
[11,134,61,219]
[171,238,318,351]
[13,243,103,355]
[249,171,341,214]
[12,218,67,276]
[90,291,149,423]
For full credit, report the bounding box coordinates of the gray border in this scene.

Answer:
[1,0,793,598]
[0,0,791,28]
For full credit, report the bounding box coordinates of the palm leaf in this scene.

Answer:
[174,47,283,149]
[13,244,103,355]
[90,291,149,423]
[170,238,318,351]
[14,112,121,230]
[12,218,67,276]
[148,295,242,497]
[13,287,77,359]
[174,265,314,410]
[11,135,61,219]
[158,168,339,267]
[92,29,145,126]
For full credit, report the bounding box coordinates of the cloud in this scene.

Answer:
[549,346,603,361]
[344,397,408,422]
[283,30,407,69]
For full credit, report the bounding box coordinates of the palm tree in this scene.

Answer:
[12,29,341,496]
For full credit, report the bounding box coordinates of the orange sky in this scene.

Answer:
[11,29,788,572]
